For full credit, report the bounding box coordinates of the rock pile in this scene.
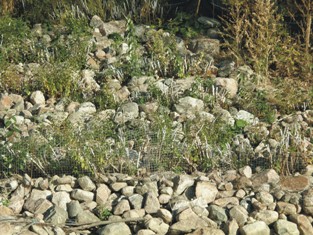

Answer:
[1,166,313,234]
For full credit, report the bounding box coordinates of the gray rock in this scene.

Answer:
[79,69,100,94]
[23,189,52,213]
[51,192,71,211]
[77,102,97,114]
[253,210,278,225]
[170,207,208,234]
[239,166,253,178]
[78,176,96,191]
[71,189,94,202]
[97,222,131,235]
[229,205,248,226]
[111,182,128,192]
[99,20,126,36]
[114,102,139,124]
[274,219,299,235]
[240,221,270,235]
[175,97,204,116]
[30,90,45,105]
[44,206,68,225]
[144,192,160,214]
[137,230,156,235]
[113,199,130,215]
[303,189,313,216]
[128,76,153,92]
[129,194,144,209]
[252,169,280,188]
[226,219,239,235]
[187,227,225,235]
[157,208,172,224]
[159,194,171,204]
[67,200,83,218]
[145,217,169,234]
[234,110,258,125]
[96,184,111,205]
[122,186,135,197]
[208,205,228,223]
[215,78,238,98]
[195,181,218,204]
[256,191,274,205]
[90,15,105,28]
[76,210,100,224]
[173,175,195,196]
[188,38,220,56]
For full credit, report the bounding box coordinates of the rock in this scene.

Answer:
[239,166,253,178]
[252,169,280,188]
[274,219,299,235]
[30,91,45,105]
[280,175,310,192]
[187,227,225,235]
[240,221,270,235]
[170,208,208,234]
[77,102,97,114]
[23,189,52,213]
[79,69,100,94]
[214,197,239,207]
[157,208,173,224]
[197,17,221,28]
[145,217,169,234]
[76,210,100,224]
[195,181,218,204]
[226,219,239,235]
[137,229,156,235]
[97,222,131,235]
[51,192,71,211]
[159,194,171,204]
[67,200,83,218]
[111,182,128,192]
[44,206,68,225]
[78,176,96,191]
[114,102,139,124]
[276,202,297,215]
[129,194,144,209]
[175,97,204,116]
[208,205,228,223]
[253,210,279,225]
[304,165,313,176]
[71,189,94,202]
[128,76,153,92]
[122,186,135,197]
[113,199,131,215]
[255,191,274,205]
[215,78,238,98]
[173,175,195,196]
[144,192,160,214]
[0,206,14,216]
[99,20,126,36]
[303,189,313,216]
[90,15,105,28]
[289,214,313,235]
[229,205,248,226]
[234,110,258,125]
[188,38,220,56]
[96,184,111,205]
[217,60,236,77]
[0,94,13,110]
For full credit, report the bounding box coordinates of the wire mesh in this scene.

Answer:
[0,119,309,177]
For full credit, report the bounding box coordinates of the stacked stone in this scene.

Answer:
[1,166,313,234]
